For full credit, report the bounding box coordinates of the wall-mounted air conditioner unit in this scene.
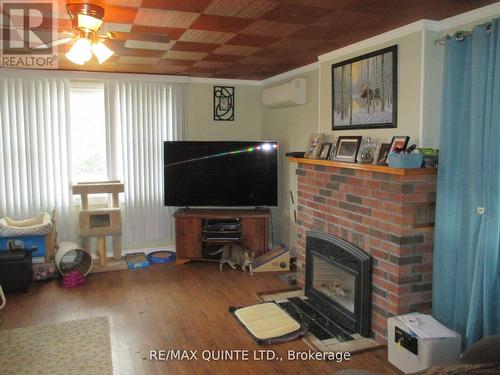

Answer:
[262,78,307,108]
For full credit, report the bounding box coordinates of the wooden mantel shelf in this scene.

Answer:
[288,157,437,176]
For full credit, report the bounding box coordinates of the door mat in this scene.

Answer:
[230,302,307,345]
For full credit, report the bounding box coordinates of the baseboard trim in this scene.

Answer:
[117,245,176,258]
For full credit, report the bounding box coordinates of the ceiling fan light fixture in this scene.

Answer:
[66,37,92,65]
[77,13,103,33]
[64,3,115,66]
[92,41,114,64]
[67,3,105,33]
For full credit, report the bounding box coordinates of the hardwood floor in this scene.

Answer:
[0,262,400,375]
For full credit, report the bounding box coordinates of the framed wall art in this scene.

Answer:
[332,45,397,130]
[214,86,234,121]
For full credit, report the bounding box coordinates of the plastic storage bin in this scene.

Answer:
[388,315,461,374]
[387,152,423,169]
[0,235,46,258]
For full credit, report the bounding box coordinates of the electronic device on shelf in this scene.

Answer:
[205,219,240,232]
[202,218,241,242]
[285,151,305,158]
[163,141,278,207]
[203,233,241,241]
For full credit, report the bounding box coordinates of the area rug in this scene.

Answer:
[0,316,112,375]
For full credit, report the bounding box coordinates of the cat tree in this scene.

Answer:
[72,181,127,272]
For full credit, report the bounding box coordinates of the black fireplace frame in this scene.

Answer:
[305,231,372,337]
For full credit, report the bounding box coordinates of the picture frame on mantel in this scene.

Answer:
[318,143,332,159]
[389,136,410,152]
[304,133,325,159]
[332,45,398,130]
[376,143,392,165]
[329,136,362,163]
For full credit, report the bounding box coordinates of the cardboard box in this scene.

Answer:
[125,252,150,269]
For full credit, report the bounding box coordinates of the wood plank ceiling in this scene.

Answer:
[3,0,498,79]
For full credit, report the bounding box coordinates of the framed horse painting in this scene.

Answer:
[332,45,398,130]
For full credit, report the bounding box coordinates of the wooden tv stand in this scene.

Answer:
[173,208,270,263]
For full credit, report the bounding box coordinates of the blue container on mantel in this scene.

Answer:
[387,152,423,169]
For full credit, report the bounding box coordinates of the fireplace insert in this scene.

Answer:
[306,231,372,337]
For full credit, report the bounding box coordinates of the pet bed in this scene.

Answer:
[0,213,53,237]
[229,302,307,344]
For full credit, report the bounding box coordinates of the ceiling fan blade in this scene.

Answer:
[32,37,74,49]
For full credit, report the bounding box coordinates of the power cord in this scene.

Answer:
[270,212,275,248]
[0,285,6,310]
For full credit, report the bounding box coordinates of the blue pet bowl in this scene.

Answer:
[387,152,423,169]
[146,251,176,264]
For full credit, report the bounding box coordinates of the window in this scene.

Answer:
[70,81,107,183]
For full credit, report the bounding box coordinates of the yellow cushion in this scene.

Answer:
[234,302,301,340]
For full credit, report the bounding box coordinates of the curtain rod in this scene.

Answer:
[434,22,492,45]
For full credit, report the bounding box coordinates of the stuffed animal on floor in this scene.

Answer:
[213,243,255,274]
[33,264,58,281]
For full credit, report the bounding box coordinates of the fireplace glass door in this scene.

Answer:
[312,255,356,314]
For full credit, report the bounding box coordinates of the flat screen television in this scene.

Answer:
[164,141,278,207]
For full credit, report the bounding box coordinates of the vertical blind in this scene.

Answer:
[0,76,185,250]
[106,81,185,247]
[0,77,75,240]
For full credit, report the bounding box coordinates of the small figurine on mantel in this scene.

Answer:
[360,137,376,163]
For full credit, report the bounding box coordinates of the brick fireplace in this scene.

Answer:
[292,159,437,344]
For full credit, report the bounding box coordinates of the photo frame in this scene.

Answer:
[329,136,362,163]
[376,143,392,165]
[332,45,397,130]
[318,143,332,159]
[389,136,410,153]
[304,133,325,159]
[214,86,234,121]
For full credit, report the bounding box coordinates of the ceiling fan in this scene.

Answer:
[34,3,115,65]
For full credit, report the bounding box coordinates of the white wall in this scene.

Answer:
[420,29,443,148]
[261,68,319,252]
[186,82,262,141]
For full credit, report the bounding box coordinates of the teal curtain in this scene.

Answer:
[433,19,500,347]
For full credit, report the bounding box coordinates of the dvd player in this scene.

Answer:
[205,219,240,232]
[203,234,240,241]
